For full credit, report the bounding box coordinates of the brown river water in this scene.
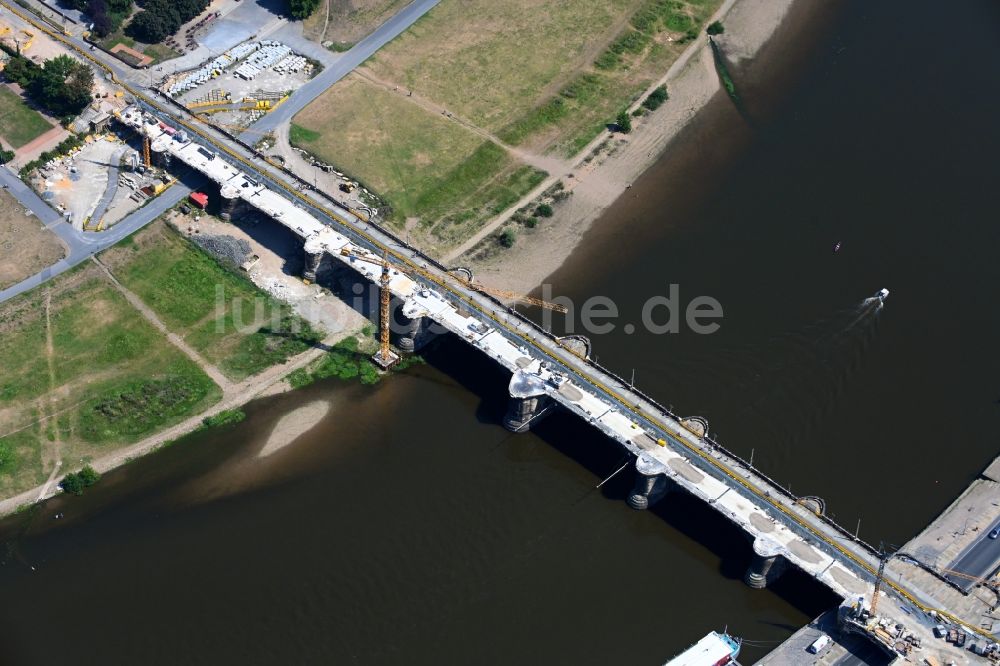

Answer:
[1,0,998,663]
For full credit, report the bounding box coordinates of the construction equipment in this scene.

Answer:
[337,247,567,366]
[195,116,273,136]
[142,135,151,168]
[870,551,888,616]
[938,567,1000,591]
[373,250,396,368]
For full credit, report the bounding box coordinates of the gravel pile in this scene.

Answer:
[193,234,252,266]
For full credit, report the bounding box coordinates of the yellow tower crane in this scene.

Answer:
[336,248,567,368]
[938,567,1000,592]
[142,135,151,168]
[869,551,888,616]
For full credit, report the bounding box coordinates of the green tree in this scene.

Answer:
[59,472,84,495]
[499,229,517,248]
[78,465,101,487]
[29,55,94,117]
[1,54,40,88]
[288,0,321,19]
[615,110,632,134]
[707,21,725,36]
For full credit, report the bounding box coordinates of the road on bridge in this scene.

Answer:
[946,517,1000,592]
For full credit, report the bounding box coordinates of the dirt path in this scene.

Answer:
[353,69,570,176]
[0,326,358,517]
[92,256,236,395]
[444,0,743,266]
[38,289,63,496]
[318,0,331,43]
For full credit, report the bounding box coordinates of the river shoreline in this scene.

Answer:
[468,0,825,296]
[0,328,361,518]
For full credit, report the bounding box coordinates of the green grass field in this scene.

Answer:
[0,86,53,149]
[0,264,221,498]
[101,221,322,381]
[292,0,720,252]
[293,78,545,249]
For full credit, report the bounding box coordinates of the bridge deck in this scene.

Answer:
[114,106,995,661]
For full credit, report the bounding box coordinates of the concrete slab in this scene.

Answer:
[983,456,1000,484]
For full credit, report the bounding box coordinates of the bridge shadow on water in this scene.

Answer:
[417,335,840,618]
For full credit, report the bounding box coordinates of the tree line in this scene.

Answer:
[66,0,132,37]
[127,0,211,44]
[288,0,321,20]
[0,46,94,119]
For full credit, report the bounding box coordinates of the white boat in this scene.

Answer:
[663,631,741,666]
[876,288,890,301]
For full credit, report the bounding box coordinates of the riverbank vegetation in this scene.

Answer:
[100,221,321,381]
[0,263,222,499]
[201,409,246,429]
[292,77,546,251]
[59,465,100,495]
[288,335,424,390]
[292,0,720,254]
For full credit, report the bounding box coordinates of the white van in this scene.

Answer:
[807,634,831,654]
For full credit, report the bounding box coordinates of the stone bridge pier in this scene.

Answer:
[395,315,438,352]
[744,536,787,589]
[302,237,324,282]
[220,184,240,221]
[627,455,672,510]
[397,297,444,353]
[503,367,555,432]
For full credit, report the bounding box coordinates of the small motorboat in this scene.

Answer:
[834,241,842,252]
[876,288,889,301]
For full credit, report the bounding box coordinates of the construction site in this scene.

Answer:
[162,39,316,129]
[27,130,175,231]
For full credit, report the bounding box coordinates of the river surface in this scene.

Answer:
[1,0,998,664]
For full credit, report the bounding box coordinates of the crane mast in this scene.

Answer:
[372,251,399,369]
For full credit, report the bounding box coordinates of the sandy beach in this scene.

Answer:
[464,0,805,296]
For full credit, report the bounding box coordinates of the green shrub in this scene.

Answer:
[78,465,101,486]
[642,85,669,111]
[499,229,517,248]
[616,110,633,134]
[310,337,381,385]
[59,465,100,495]
[202,409,245,429]
[287,368,313,389]
[535,203,553,218]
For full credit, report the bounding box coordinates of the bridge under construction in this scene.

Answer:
[114,103,998,664]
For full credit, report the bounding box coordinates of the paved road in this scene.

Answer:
[946,518,1000,591]
[0,0,438,304]
[243,0,442,138]
[0,165,196,304]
